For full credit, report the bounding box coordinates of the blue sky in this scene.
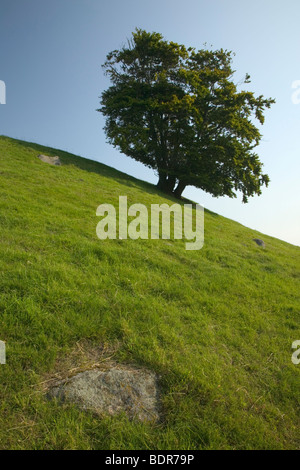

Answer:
[0,0,299,245]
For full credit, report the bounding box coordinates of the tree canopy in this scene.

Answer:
[99,29,275,201]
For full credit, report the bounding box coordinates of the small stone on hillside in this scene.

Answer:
[38,154,61,166]
[48,365,160,422]
[253,238,265,248]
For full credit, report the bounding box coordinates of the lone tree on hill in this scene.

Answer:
[99,29,275,201]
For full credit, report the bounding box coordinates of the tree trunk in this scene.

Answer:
[166,175,176,192]
[157,173,176,193]
[173,180,186,198]
[157,172,167,190]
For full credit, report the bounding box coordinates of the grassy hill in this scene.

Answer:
[0,135,299,450]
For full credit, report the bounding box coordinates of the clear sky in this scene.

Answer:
[0,0,299,245]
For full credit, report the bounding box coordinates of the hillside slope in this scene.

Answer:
[0,135,299,450]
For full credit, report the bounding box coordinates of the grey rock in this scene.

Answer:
[48,365,160,422]
[38,154,61,166]
[253,238,265,248]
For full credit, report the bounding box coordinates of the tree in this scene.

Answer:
[99,29,275,201]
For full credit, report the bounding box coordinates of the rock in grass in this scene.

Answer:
[48,365,160,423]
[253,238,265,248]
[38,154,61,166]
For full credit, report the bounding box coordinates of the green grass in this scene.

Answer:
[0,135,299,450]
